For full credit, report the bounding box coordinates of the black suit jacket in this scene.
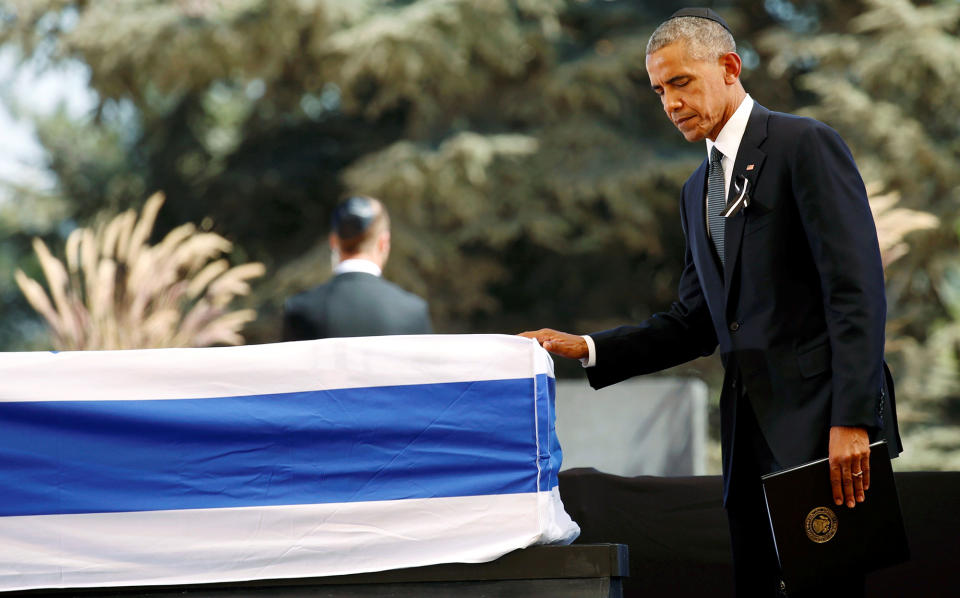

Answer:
[585,103,901,498]
[282,272,432,341]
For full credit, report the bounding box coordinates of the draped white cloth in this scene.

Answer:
[0,335,578,591]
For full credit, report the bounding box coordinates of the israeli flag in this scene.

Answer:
[0,335,579,592]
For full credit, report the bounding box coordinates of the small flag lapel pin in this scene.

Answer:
[746,164,755,171]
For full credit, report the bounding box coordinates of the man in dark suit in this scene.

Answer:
[283,196,432,340]
[522,8,900,596]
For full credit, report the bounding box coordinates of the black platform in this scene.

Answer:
[559,468,959,598]
[12,543,629,598]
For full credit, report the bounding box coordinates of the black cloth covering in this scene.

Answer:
[558,468,958,597]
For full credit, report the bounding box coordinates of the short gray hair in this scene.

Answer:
[646,16,736,61]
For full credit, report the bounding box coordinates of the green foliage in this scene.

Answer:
[0,172,73,347]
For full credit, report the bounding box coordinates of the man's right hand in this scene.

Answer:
[518,329,588,360]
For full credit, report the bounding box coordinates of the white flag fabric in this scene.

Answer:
[0,334,579,592]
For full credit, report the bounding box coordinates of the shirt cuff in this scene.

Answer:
[579,335,596,368]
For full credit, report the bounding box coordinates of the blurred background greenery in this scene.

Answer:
[1,0,958,470]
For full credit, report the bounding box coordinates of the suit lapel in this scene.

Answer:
[690,160,708,245]
[687,160,721,280]
[723,104,769,302]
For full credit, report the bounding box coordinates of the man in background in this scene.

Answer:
[522,8,900,596]
[283,196,432,340]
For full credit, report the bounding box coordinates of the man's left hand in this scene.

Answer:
[829,426,871,509]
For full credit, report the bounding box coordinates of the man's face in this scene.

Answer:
[646,42,736,142]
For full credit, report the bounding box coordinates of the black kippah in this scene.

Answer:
[668,7,733,35]
[331,196,378,240]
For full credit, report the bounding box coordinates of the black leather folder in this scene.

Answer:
[761,441,909,591]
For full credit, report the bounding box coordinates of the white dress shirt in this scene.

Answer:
[334,258,382,277]
[705,94,754,237]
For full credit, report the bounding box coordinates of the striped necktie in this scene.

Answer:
[707,146,726,265]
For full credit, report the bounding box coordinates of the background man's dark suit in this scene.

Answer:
[282,195,432,341]
[282,272,432,340]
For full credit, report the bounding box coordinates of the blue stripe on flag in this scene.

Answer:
[0,378,553,517]
[537,375,561,493]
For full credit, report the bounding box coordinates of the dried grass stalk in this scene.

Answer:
[15,192,265,350]
[868,184,940,270]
